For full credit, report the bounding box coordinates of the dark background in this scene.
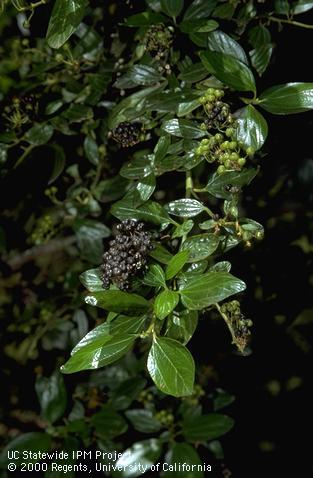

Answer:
[1,2,312,477]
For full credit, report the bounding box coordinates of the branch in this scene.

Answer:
[5,236,77,270]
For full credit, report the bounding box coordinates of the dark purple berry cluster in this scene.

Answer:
[110,122,142,148]
[101,220,154,291]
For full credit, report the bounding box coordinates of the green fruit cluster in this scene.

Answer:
[221,300,253,345]
[155,409,174,427]
[143,24,173,60]
[195,133,251,174]
[30,214,55,245]
[199,88,233,130]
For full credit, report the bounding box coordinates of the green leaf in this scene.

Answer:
[124,12,167,26]
[143,264,166,287]
[161,119,206,139]
[181,234,220,262]
[166,250,189,279]
[250,44,273,76]
[213,2,236,19]
[149,243,173,264]
[200,50,256,93]
[165,443,204,477]
[74,220,110,264]
[84,136,99,165]
[203,168,258,199]
[213,390,235,411]
[147,337,195,397]
[25,123,53,145]
[90,407,128,438]
[248,25,271,48]
[111,200,175,225]
[85,290,149,315]
[110,377,146,410]
[259,82,313,114]
[209,261,231,272]
[179,272,246,309]
[46,0,88,49]
[178,63,208,82]
[160,0,184,18]
[115,65,163,89]
[154,290,180,320]
[183,413,234,442]
[0,433,51,466]
[48,144,66,184]
[154,135,171,162]
[79,268,103,292]
[125,409,162,433]
[292,0,313,14]
[183,0,217,20]
[120,155,154,179]
[207,30,248,64]
[235,105,268,151]
[61,334,136,374]
[115,439,162,477]
[165,199,205,217]
[165,309,198,345]
[172,220,194,238]
[35,371,67,424]
[136,174,156,202]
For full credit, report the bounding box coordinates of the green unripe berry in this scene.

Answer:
[238,157,246,167]
[226,127,234,137]
[215,89,224,98]
[229,141,237,150]
[201,138,210,146]
[206,94,215,103]
[199,96,207,104]
[221,141,230,150]
[214,133,223,142]
[230,152,239,161]
[217,165,226,175]
[207,88,215,95]
[200,123,207,130]
[225,160,232,169]
[246,146,255,157]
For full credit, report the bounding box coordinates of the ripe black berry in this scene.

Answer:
[110,122,142,148]
[101,219,154,291]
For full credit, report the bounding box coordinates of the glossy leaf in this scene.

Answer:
[165,443,203,477]
[90,407,128,438]
[124,12,167,26]
[161,119,206,139]
[183,0,217,20]
[120,155,154,179]
[203,168,258,199]
[259,82,313,114]
[178,62,208,82]
[84,136,99,165]
[165,309,198,345]
[136,174,156,202]
[85,290,149,315]
[181,233,220,262]
[25,123,53,145]
[46,0,88,49]
[172,220,194,238]
[179,271,246,309]
[250,43,273,76]
[154,290,180,320]
[160,0,184,18]
[115,439,162,477]
[166,250,189,280]
[207,30,248,64]
[61,334,136,373]
[147,337,195,397]
[35,371,67,424]
[235,105,268,151]
[165,199,205,217]
[79,268,103,292]
[149,243,173,264]
[292,0,313,14]
[183,413,234,441]
[154,135,171,162]
[125,409,162,433]
[143,264,166,287]
[111,200,175,225]
[0,433,51,466]
[115,65,163,89]
[200,50,256,93]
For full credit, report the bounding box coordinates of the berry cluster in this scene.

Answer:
[182,384,205,406]
[221,300,252,350]
[155,410,174,427]
[101,220,154,291]
[1,93,38,131]
[30,214,56,245]
[110,122,143,148]
[195,133,254,174]
[143,24,172,60]
[199,88,233,130]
